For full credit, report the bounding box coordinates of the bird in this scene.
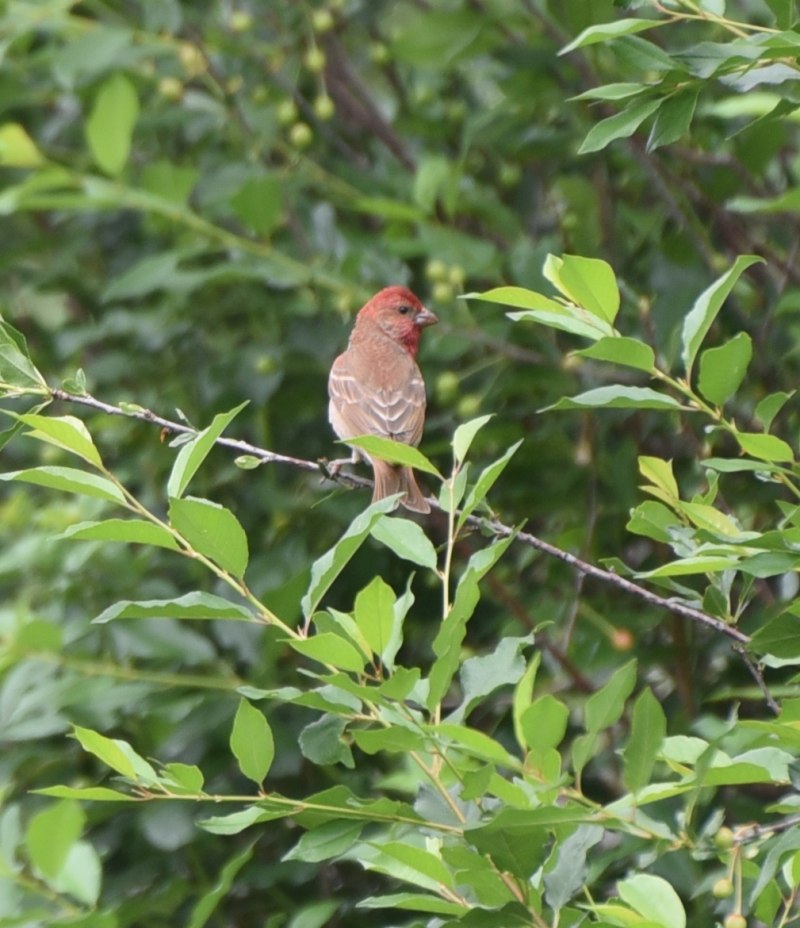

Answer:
[328,286,438,513]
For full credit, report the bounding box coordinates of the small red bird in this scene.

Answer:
[328,286,439,513]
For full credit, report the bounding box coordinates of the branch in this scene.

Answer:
[49,387,753,650]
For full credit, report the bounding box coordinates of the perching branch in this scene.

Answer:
[48,386,755,651]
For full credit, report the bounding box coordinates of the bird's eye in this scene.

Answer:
[398,305,410,315]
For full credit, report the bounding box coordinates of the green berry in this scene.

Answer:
[313,94,335,121]
[230,10,253,32]
[425,259,448,282]
[289,122,313,148]
[158,76,183,101]
[457,394,481,419]
[304,47,326,73]
[723,915,746,928]
[277,99,298,125]
[436,372,459,404]
[714,827,735,850]
[712,878,734,899]
[432,281,453,303]
[311,9,335,33]
[369,42,389,65]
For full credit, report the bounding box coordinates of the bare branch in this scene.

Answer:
[49,386,751,649]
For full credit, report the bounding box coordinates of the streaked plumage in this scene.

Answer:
[328,286,438,513]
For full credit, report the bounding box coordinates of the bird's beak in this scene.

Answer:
[416,307,439,328]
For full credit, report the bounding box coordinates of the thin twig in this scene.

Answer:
[48,387,753,650]
[735,813,800,845]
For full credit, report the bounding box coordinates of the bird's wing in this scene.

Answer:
[328,350,426,446]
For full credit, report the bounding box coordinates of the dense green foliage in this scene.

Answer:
[2,1,800,926]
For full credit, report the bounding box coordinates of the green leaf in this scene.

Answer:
[299,714,354,768]
[371,516,438,570]
[466,286,613,340]
[647,89,699,151]
[698,332,752,405]
[750,612,800,659]
[573,336,655,372]
[639,455,679,500]
[756,391,794,430]
[230,698,274,786]
[0,316,47,386]
[681,255,764,374]
[0,122,45,167]
[60,518,180,550]
[85,72,139,175]
[354,576,395,660]
[638,555,740,577]
[578,97,661,155]
[230,174,284,236]
[512,652,540,752]
[358,893,466,916]
[103,252,179,302]
[283,821,364,863]
[17,414,103,466]
[735,431,794,463]
[352,727,426,755]
[163,763,205,794]
[618,873,686,928]
[457,440,523,531]
[544,385,685,412]
[167,402,248,499]
[571,82,648,101]
[585,659,637,733]
[560,18,665,54]
[544,254,620,324]
[34,786,137,801]
[287,633,367,673]
[187,846,255,928]
[432,723,521,769]
[544,824,604,912]
[25,800,84,879]
[0,466,126,504]
[452,414,494,464]
[301,497,398,619]
[72,726,158,784]
[377,842,455,890]
[521,695,570,753]
[343,435,441,477]
[93,591,255,623]
[452,635,531,724]
[169,496,249,578]
[53,840,101,907]
[427,535,515,710]
[623,688,667,792]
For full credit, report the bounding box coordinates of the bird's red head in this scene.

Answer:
[355,286,439,357]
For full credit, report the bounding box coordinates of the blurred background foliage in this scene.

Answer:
[1,0,800,925]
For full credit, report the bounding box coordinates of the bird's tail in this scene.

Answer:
[372,461,430,514]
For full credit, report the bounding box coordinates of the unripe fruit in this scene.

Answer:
[311,9,334,33]
[500,162,522,188]
[432,281,454,303]
[458,394,481,419]
[715,827,735,850]
[230,10,253,32]
[289,122,313,148]
[449,265,465,287]
[313,94,335,120]
[724,915,746,928]
[179,43,205,77]
[369,42,389,65]
[304,47,326,73]
[712,878,734,899]
[436,371,459,404]
[425,259,448,282]
[277,99,298,125]
[158,77,184,101]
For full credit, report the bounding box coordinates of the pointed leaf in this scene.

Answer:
[544,254,620,323]
[344,435,441,477]
[60,518,180,549]
[698,332,752,405]
[169,496,249,578]
[560,18,664,54]
[230,698,274,785]
[354,576,396,659]
[371,516,437,570]
[287,633,367,673]
[682,255,764,373]
[457,440,523,530]
[85,72,139,175]
[301,497,398,619]
[0,466,125,504]
[585,659,637,733]
[618,874,686,928]
[573,336,655,372]
[623,688,667,791]
[647,89,699,151]
[26,800,84,880]
[167,402,248,499]
[544,386,685,411]
[735,431,794,463]
[17,414,102,466]
[452,415,493,464]
[578,97,661,155]
[93,591,255,623]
